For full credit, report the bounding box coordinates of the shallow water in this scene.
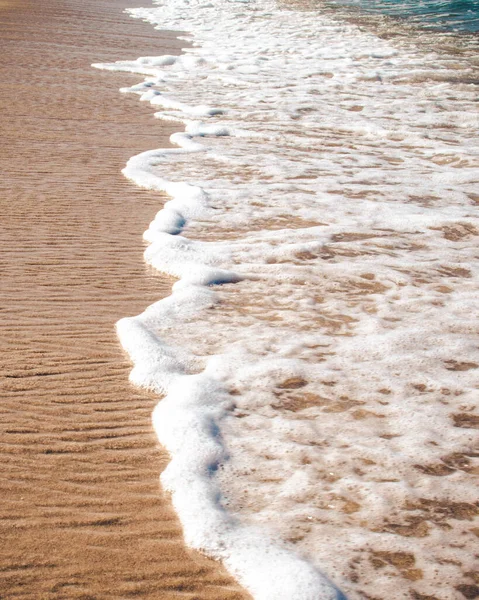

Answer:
[95,0,479,599]
[326,0,479,33]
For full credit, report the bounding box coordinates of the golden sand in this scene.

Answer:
[0,1,249,598]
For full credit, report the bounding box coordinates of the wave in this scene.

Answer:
[93,0,479,598]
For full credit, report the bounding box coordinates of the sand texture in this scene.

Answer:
[0,1,249,598]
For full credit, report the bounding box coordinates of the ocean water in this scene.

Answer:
[94,0,479,599]
[326,0,479,33]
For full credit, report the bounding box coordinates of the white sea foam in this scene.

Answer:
[93,1,479,598]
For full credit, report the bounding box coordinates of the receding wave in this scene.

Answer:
[94,0,479,598]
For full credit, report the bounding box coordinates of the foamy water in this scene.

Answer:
[94,1,479,598]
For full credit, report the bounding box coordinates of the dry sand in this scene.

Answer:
[0,1,250,598]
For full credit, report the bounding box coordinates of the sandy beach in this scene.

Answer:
[2,0,478,597]
[0,1,249,598]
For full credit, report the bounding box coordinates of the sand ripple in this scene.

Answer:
[0,1,249,598]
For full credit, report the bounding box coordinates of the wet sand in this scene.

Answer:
[0,1,249,598]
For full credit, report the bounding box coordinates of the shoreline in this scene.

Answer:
[0,1,249,598]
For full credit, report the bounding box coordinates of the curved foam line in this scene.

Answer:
[101,83,346,598]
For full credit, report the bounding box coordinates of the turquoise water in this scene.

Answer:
[328,0,479,32]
